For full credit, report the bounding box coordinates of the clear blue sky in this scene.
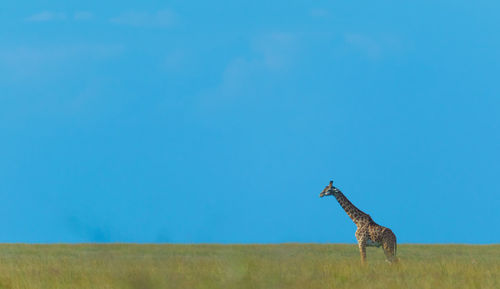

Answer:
[1,1,498,244]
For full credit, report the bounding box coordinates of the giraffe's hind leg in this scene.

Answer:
[382,230,398,263]
[382,241,396,263]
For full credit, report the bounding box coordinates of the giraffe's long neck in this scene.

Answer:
[332,189,371,226]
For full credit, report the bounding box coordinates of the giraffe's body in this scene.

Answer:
[320,181,397,264]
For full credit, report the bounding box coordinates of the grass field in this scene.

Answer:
[0,244,497,289]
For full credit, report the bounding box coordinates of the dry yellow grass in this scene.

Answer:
[0,244,497,289]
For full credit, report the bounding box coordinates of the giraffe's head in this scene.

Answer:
[319,180,339,198]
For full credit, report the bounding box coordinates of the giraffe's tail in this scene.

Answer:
[393,235,399,263]
[395,237,397,256]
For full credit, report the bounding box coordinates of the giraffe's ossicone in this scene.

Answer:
[320,180,398,264]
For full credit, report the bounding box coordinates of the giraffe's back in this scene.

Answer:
[367,223,395,245]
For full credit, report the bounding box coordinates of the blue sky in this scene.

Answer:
[0,1,498,244]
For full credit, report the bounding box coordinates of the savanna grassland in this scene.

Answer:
[0,244,497,289]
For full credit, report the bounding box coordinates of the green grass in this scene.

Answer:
[0,244,497,289]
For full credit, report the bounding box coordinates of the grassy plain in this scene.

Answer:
[0,244,496,289]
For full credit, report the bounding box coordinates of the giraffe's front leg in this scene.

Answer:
[355,228,368,265]
[357,237,367,265]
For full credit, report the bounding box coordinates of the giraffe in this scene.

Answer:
[320,180,398,264]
